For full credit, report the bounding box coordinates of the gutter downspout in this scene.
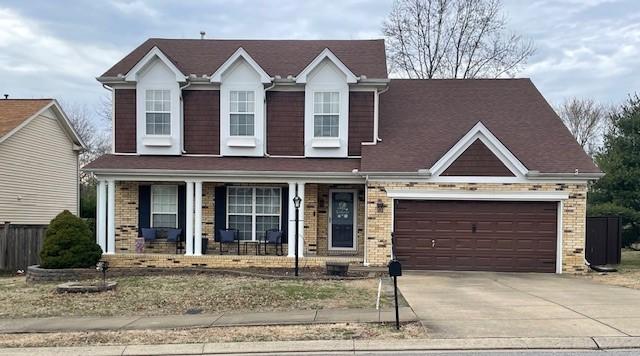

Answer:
[179,81,193,154]
[374,85,389,143]
[363,174,369,266]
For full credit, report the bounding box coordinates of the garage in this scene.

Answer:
[393,200,558,272]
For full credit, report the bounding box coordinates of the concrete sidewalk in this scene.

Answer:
[0,307,417,333]
[2,337,640,355]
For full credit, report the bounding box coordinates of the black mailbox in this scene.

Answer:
[388,260,402,277]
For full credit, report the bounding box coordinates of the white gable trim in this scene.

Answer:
[296,48,358,84]
[124,46,186,82]
[0,100,86,149]
[429,121,528,177]
[210,47,271,84]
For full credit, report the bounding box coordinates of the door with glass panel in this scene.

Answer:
[329,190,356,250]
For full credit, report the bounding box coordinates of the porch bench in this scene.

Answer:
[141,228,184,254]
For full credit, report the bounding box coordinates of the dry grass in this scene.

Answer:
[0,275,388,318]
[0,322,426,348]
[580,249,640,289]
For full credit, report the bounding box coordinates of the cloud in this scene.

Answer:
[108,0,159,19]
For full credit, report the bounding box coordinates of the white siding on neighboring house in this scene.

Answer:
[0,108,79,224]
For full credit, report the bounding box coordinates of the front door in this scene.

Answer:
[329,190,356,250]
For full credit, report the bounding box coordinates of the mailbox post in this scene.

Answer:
[388,259,402,330]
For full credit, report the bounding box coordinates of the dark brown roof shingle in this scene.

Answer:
[361,79,600,174]
[102,38,388,79]
[85,155,360,173]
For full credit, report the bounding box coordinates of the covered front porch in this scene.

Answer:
[95,178,366,267]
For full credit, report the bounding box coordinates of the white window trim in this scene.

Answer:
[226,186,282,241]
[313,91,340,138]
[220,81,264,154]
[150,185,179,229]
[144,89,172,137]
[328,189,358,251]
[229,90,256,137]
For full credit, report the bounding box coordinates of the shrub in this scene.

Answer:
[588,203,640,246]
[40,210,103,269]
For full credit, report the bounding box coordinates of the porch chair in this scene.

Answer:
[218,228,240,255]
[263,228,284,256]
[165,228,184,254]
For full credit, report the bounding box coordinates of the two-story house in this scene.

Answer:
[86,38,602,273]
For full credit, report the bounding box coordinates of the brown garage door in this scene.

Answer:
[394,200,557,272]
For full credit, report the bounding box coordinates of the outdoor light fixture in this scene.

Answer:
[376,199,385,213]
[293,193,302,276]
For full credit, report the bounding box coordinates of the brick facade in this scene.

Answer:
[113,181,364,260]
[365,182,588,273]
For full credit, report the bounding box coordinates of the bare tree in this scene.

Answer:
[556,97,607,156]
[60,100,111,183]
[383,0,535,79]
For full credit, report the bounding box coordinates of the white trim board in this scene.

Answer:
[296,48,358,84]
[385,189,570,201]
[429,121,528,177]
[125,46,186,82]
[210,47,271,84]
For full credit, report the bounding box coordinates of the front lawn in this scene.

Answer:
[0,274,387,318]
[581,249,640,289]
[0,322,426,348]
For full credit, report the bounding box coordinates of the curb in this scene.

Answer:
[2,337,640,355]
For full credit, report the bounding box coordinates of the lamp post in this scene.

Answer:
[293,192,302,277]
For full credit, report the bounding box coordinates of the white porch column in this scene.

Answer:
[185,181,194,255]
[194,181,203,256]
[297,182,305,258]
[287,182,296,257]
[96,180,107,253]
[287,182,305,258]
[106,179,115,254]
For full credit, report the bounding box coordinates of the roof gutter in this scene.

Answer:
[525,171,605,180]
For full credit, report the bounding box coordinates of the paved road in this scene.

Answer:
[398,271,640,338]
[207,350,640,355]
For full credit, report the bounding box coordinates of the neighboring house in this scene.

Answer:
[0,99,85,225]
[85,38,602,274]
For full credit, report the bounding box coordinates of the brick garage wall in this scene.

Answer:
[365,182,588,273]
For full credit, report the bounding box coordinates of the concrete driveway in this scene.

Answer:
[399,271,640,338]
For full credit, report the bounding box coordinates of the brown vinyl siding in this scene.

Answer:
[348,92,374,156]
[184,90,220,154]
[114,89,136,153]
[442,139,515,176]
[266,91,304,156]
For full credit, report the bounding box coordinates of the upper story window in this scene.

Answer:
[145,89,171,135]
[151,185,178,228]
[313,92,339,138]
[230,90,255,136]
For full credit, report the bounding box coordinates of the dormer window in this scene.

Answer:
[145,89,171,135]
[230,90,255,136]
[313,92,339,138]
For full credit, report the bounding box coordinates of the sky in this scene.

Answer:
[0,0,638,127]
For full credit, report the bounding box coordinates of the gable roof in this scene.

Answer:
[361,79,600,174]
[101,38,388,79]
[430,121,528,177]
[0,99,86,148]
[0,99,53,138]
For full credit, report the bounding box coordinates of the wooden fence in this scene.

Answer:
[0,223,47,271]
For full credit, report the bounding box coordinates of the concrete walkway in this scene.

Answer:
[399,271,640,339]
[0,307,417,333]
[1,337,640,355]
